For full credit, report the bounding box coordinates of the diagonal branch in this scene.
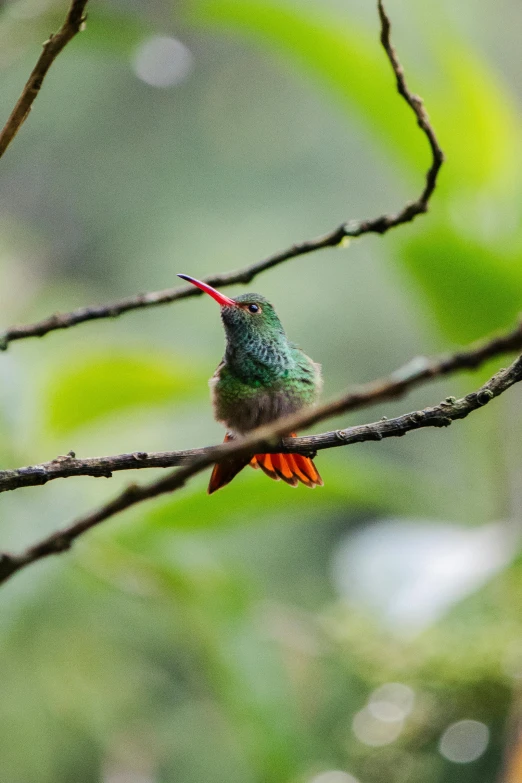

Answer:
[0,0,443,350]
[0,0,89,160]
[2,317,522,493]
[1,347,521,586]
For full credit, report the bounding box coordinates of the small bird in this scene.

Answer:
[178,274,323,494]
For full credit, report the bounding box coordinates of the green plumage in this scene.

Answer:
[210,293,322,433]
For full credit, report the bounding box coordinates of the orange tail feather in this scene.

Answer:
[209,434,323,494]
[253,452,280,481]
[250,434,323,489]
[270,453,299,486]
[208,434,251,494]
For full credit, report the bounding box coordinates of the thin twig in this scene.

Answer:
[1,349,521,586]
[0,0,443,350]
[0,0,89,159]
[0,0,450,585]
[2,318,522,494]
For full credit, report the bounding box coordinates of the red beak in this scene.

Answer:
[178,274,237,307]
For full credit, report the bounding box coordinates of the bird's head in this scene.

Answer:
[178,274,286,344]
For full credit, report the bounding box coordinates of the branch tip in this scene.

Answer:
[2,323,522,585]
[0,0,452,586]
[0,0,89,160]
[0,0,442,348]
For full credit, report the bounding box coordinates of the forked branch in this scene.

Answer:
[0,0,443,350]
[1,346,522,586]
[0,0,453,588]
[1,318,522,493]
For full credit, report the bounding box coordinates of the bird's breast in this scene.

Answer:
[210,358,320,433]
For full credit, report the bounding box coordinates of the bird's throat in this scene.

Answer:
[225,334,293,385]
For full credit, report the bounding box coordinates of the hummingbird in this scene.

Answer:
[178,274,323,494]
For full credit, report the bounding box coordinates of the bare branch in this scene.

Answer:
[2,318,522,494]
[0,0,89,160]
[0,0,443,350]
[1,346,521,586]
[0,0,449,587]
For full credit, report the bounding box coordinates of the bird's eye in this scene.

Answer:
[248,304,260,313]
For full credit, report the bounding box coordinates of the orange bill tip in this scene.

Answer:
[178,274,236,307]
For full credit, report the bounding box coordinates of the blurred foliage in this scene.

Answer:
[401,224,522,342]
[0,0,521,782]
[189,0,520,190]
[46,350,207,433]
[189,0,522,343]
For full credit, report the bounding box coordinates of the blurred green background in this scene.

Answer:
[1,0,522,781]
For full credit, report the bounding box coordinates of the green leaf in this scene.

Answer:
[185,0,521,191]
[400,223,522,341]
[46,349,206,434]
[186,0,426,172]
[428,41,520,192]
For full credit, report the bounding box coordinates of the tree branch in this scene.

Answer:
[1,345,521,586]
[0,0,89,160]
[2,318,522,494]
[0,0,449,588]
[0,0,443,351]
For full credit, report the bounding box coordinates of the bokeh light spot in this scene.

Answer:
[310,772,360,783]
[352,706,403,747]
[133,36,194,88]
[368,682,415,722]
[439,720,490,764]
